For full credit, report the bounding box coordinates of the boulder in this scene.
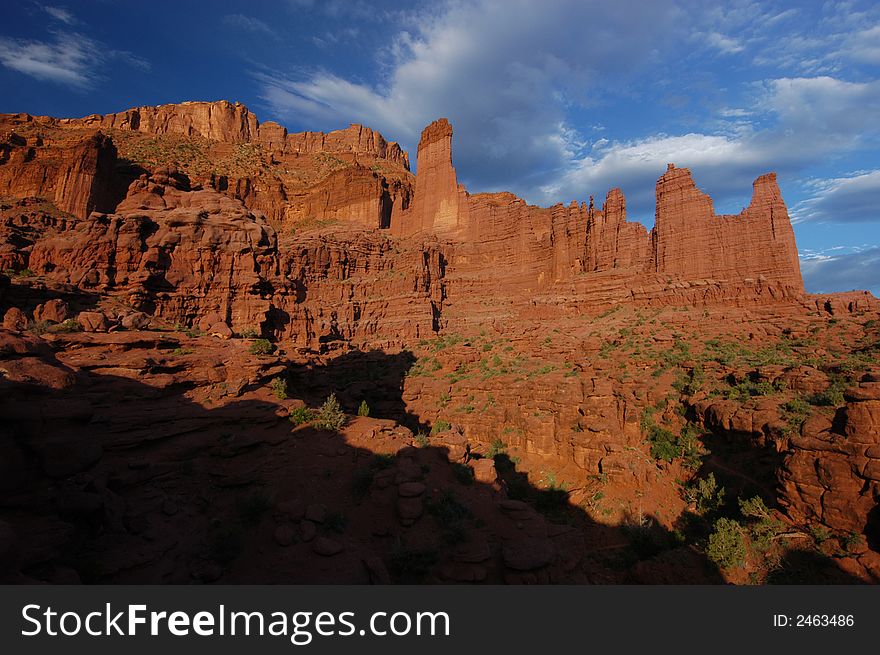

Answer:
[33,299,69,324]
[77,311,110,333]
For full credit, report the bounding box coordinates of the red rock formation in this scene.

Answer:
[0,127,117,219]
[392,120,804,304]
[280,123,410,170]
[779,372,880,536]
[69,100,260,144]
[585,189,651,272]
[27,179,278,333]
[396,118,468,236]
[652,165,803,289]
[67,101,410,170]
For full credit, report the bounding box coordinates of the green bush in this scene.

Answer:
[780,397,811,434]
[289,406,315,427]
[313,393,347,431]
[683,472,725,515]
[414,431,430,447]
[485,438,506,458]
[240,327,259,339]
[248,338,274,355]
[430,419,452,434]
[50,319,83,334]
[28,320,51,336]
[270,377,288,400]
[357,400,370,417]
[739,495,784,553]
[707,518,747,569]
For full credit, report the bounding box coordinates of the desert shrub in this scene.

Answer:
[357,400,370,417]
[414,431,430,447]
[683,472,725,515]
[288,406,315,427]
[248,338,274,355]
[28,320,51,336]
[780,397,811,434]
[806,374,849,407]
[739,495,784,553]
[673,364,705,395]
[427,491,472,528]
[485,438,506,459]
[809,525,831,545]
[430,419,452,434]
[644,417,680,462]
[239,327,259,339]
[50,319,82,334]
[371,453,395,469]
[707,517,747,569]
[270,377,288,400]
[313,393,346,431]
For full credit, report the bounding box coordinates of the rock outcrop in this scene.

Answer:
[779,372,880,537]
[396,118,467,236]
[67,101,410,170]
[0,127,117,219]
[652,166,802,288]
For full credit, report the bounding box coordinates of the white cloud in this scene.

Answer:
[843,24,880,64]
[0,30,148,88]
[40,5,76,25]
[703,31,744,54]
[800,247,880,295]
[539,75,880,216]
[792,170,880,224]
[0,31,98,87]
[259,0,683,192]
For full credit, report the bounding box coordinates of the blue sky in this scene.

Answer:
[2,0,879,294]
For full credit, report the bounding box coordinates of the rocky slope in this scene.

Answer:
[0,100,878,584]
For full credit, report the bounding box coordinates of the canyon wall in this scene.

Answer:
[0,127,117,219]
[652,165,803,288]
[67,101,410,170]
[390,117,804,306]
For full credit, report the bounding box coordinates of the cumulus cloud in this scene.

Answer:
[0,30,148,88]
[800,247,880,295]
[792,170,880,224]
[259,0,683,194]
[541,75,880,217]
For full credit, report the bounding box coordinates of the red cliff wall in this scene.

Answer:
[0,127,117,219]
[652,165,803,289]
[395,119,805,302]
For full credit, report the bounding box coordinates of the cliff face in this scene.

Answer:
[68,101,410,170]
[4,101,413,230]
[390,119,804,305]
[395,118,467,236]
[0,126,117,219]
[70,100,260,144]
[652,165,803,288]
